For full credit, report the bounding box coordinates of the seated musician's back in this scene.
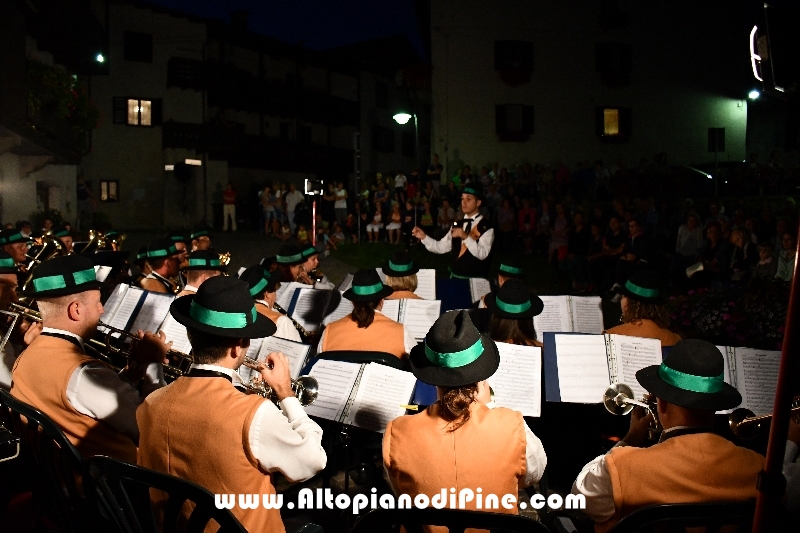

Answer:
[572,339,764,532]
[605,270,681,347]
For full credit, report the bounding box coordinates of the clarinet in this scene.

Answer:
[272,302,318,343]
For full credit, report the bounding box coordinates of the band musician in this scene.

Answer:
[239,265,302,343]
[10,255,169,462]
[139,238,181,294]
[175,249,225,297]
[137,276,326,532]
[383,251,422,300]
[0,251,41,390]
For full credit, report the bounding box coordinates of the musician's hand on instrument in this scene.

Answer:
[623,406,652,447]
[22,321,42,345]
[411,226,426,240]
[131,330,172,365]
[296,272,314,285]
[259,351,293,401]
[450,227,467,240]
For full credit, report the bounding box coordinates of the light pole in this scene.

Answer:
[393,112,419,173]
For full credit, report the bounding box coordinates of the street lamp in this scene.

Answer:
[393,111,419,172]
[748,90,760,100]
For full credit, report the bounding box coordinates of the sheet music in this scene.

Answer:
[288,288,330,332]
[305,360,362,422]
[715,346,736,414]
[93,265,113,283]
[414,269,437,300]
[238,338,266,382]
[608,335,661,401]
[104,286,145,333]
[100,284,129,327]
[534,296,572,339]
[468,278,491,303]
[257,337,311,379]
[380,299,400,321]
[158,313,192,355]
[338,273,353,293]
[734,348,781,416]
[399,299,441,341]
[554,334,610,403]
[128,292,175,335]
[570,296,604,334]
[277,282,306,310]
[343,363,417,433]
[487,342,542,417]
[237,267,246,276]
[322,297,353,326]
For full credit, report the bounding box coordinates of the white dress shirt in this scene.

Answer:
[191,363,327,482]
[316,309,417,355]
[0,342,15,391]
[255,300,302,343]
[421,213,494,261]
[53,327,166,445]
[785,440,800,515]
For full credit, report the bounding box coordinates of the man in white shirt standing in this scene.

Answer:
[284,183,306,234]
[138,276,326,532]
[412,186,495,278]
[334,181,348,228]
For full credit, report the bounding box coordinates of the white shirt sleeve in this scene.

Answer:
[464,227,494,261]
[572,446,627,523]
[421,231,453,255]
[0,343,15,391]
[403,326,417,355]
[784,440,800,514]
[522,424,547,487]
[248,396,327,482]
[275,315,303,343]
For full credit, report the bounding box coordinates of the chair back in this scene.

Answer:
[86,455,247,533]
[307,350,409,373]
[349,508,551,533]
[607,500,756,533]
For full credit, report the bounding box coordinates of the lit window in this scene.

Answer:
[596,106,631,140]
[127,99,152,126]
[100,180,119,202]
[603,109,619,135]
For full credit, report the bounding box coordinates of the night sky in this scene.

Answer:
[144,0,425,55]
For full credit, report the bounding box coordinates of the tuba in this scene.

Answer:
[21,233,67,273]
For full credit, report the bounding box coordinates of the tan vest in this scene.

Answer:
[140,275,171,294]
[11,335,138,463]
[386,290,422,300]
[596,432,764,533]
[137,377,284,533]
[384,403,526,533]
[605,319,682,347]
[321,312,406,358]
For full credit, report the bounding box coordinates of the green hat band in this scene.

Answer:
[249,277,269,297]
[0,232,24,244]
[463,187,479,196]
[499,264,522,275]
[191,231,209,239]
[170,235,185,242]
[625,280,659,299]
[657,364,724,394]
[136,252,146,260]
[388,260,414,272]
[148,244,179,258]
[0,257,15,268]
[302,247,319,258]
[424,338,484,368]
[277,253,303,263]
[32,268,96,292]
[53,230,70,238]
[188,258,221,267]
[495,297,531,314]
[352,282,384,296]
[189,301,256,329]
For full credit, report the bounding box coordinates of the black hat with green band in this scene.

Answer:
[238,265,277,298]
[410,310,499,387]
[0,229,30,245]
[0,251,17,275]
[636,339,741,411]
[343,268,393,302]
[301,245,319,259]
[461,185,483,201]
[190,229,210,240]
[618,269,665,304]
[18,255,102,298]
[485,279,544,319]
[497,257,523,279]
[146,238,180,259]
[382,251,419,277]
[164,232,189,245]
[181,249,227,272]
[53,227,72,238]
[276,244,305,266]
[170,276,276,339]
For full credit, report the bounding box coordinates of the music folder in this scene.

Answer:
[533,295,604,339]
[281,285,334,333]
[468,278,492,304]
[486,341,542,417]
[376,268,437,300]
[304,360,417,433]
[238,336,311,382]
[716,346,780,416]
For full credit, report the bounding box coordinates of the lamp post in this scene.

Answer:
[393,112,419,173]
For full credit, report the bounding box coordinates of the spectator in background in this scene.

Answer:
[366,206,383,243]
[394,170,408,198]
[322,183,336,226]
[386,204,402,244]
[776,231,797,282]
[671,213,703,284]
[334,181,348,228]
[496,199,516,252]
[420,202,436,237]
[728,228,757,282]
[692,221,731,287]
[427,154,442,189]
[548,203,569,264]
[561,211,591,293]
[222,183,237,232]
[437,199,455,234]
[15,221,32,239]
[518,198,537,254]
[259,185,275,236]
[284,183,305,234]
[752,242,778,280]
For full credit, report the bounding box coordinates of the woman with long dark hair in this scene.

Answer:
[485,279,545,347]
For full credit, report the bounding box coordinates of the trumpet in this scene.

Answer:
[241,356,318,406]
[603,383,662,440]
[88,321,194,382]
[8,302,42,323]
[728,399,800,440]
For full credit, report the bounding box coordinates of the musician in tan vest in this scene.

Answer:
[139,238,181,294]
[384,311,547,532]
[572,339,765,532]
[174,249,225,298]
[604,269,681,347]
[318,268,415,359]
[239,265,302,342]
[10,255,169,463]
[383,251,423,300]
[0,251,41,390]
[485,279,544,347]
[137,277,326,532]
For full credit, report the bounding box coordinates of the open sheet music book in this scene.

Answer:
[376,299,441,341]
[533,295,604,338]
[487,342,542,417]
[543,333,662,404]
[716,346,780,416]
[100,285,175,336]
[238,337,311,382]
[468,278,492,303]
[375,268,437,300]
[281,286,334,333]
[304,360,417,433]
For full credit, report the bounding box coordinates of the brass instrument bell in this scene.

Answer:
[242,356,319,406]
[728,400,800,440]
[603,383,662,439]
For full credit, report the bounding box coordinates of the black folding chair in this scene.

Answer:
[349,507,553,533]
[606,500,757,533]
[86,455,247,533]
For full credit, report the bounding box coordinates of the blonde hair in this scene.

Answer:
[385,274,417,292]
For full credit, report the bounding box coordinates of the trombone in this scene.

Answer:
[240,356,318,406]
[603,383,663,440]
[728,399,800,440]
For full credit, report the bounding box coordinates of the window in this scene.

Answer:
[495,104,534,142]
[375,81,389,109]
[596,107,631,141]
[123,31,153,62]
[596,43,632,85]
[100,181,119,202]
[371,126,395,153]
[112,98,162,126]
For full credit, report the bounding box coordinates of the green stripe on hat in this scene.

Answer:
[249,277,269,297]
[463,187,479,196]
[657,364,724,394]
[388,260,413,272]
[424,338,484,368]
[495,297,531,314]
[0,257,15,268]
[499,263,522,275]
[189,300,256,329]
[625,280,659,299]
[352,282,384,296]
[277,253,303,263]
[188,258,221,267]
[32,268,96,292]
[148,244,179,258]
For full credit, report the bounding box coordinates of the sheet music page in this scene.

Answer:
[237,267,246,276]
[534,296,572,339]
[104,286,145,333]
[305,360,362,422]
[715,346,735,414]
[277,282,306,310]
[238,338,265,382]
[322,297,353,326]
[289,288,330,332]
[554,334,610,403]
[99,284,129,328]
[734,348,781,416]
[375,268,387,284]
[93,265,113,283]
[343,363,417,433]
[570,296,604,334]
[487,342,542,417]
[400,299,441,341]
[608,334,662,401]
[257,337,311,379]
[468,278,492,303]
[380,299,400,321]
[128,292,175,335]
[158,313,192,356]
[413,269,437,300]
[338,273,353,293]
